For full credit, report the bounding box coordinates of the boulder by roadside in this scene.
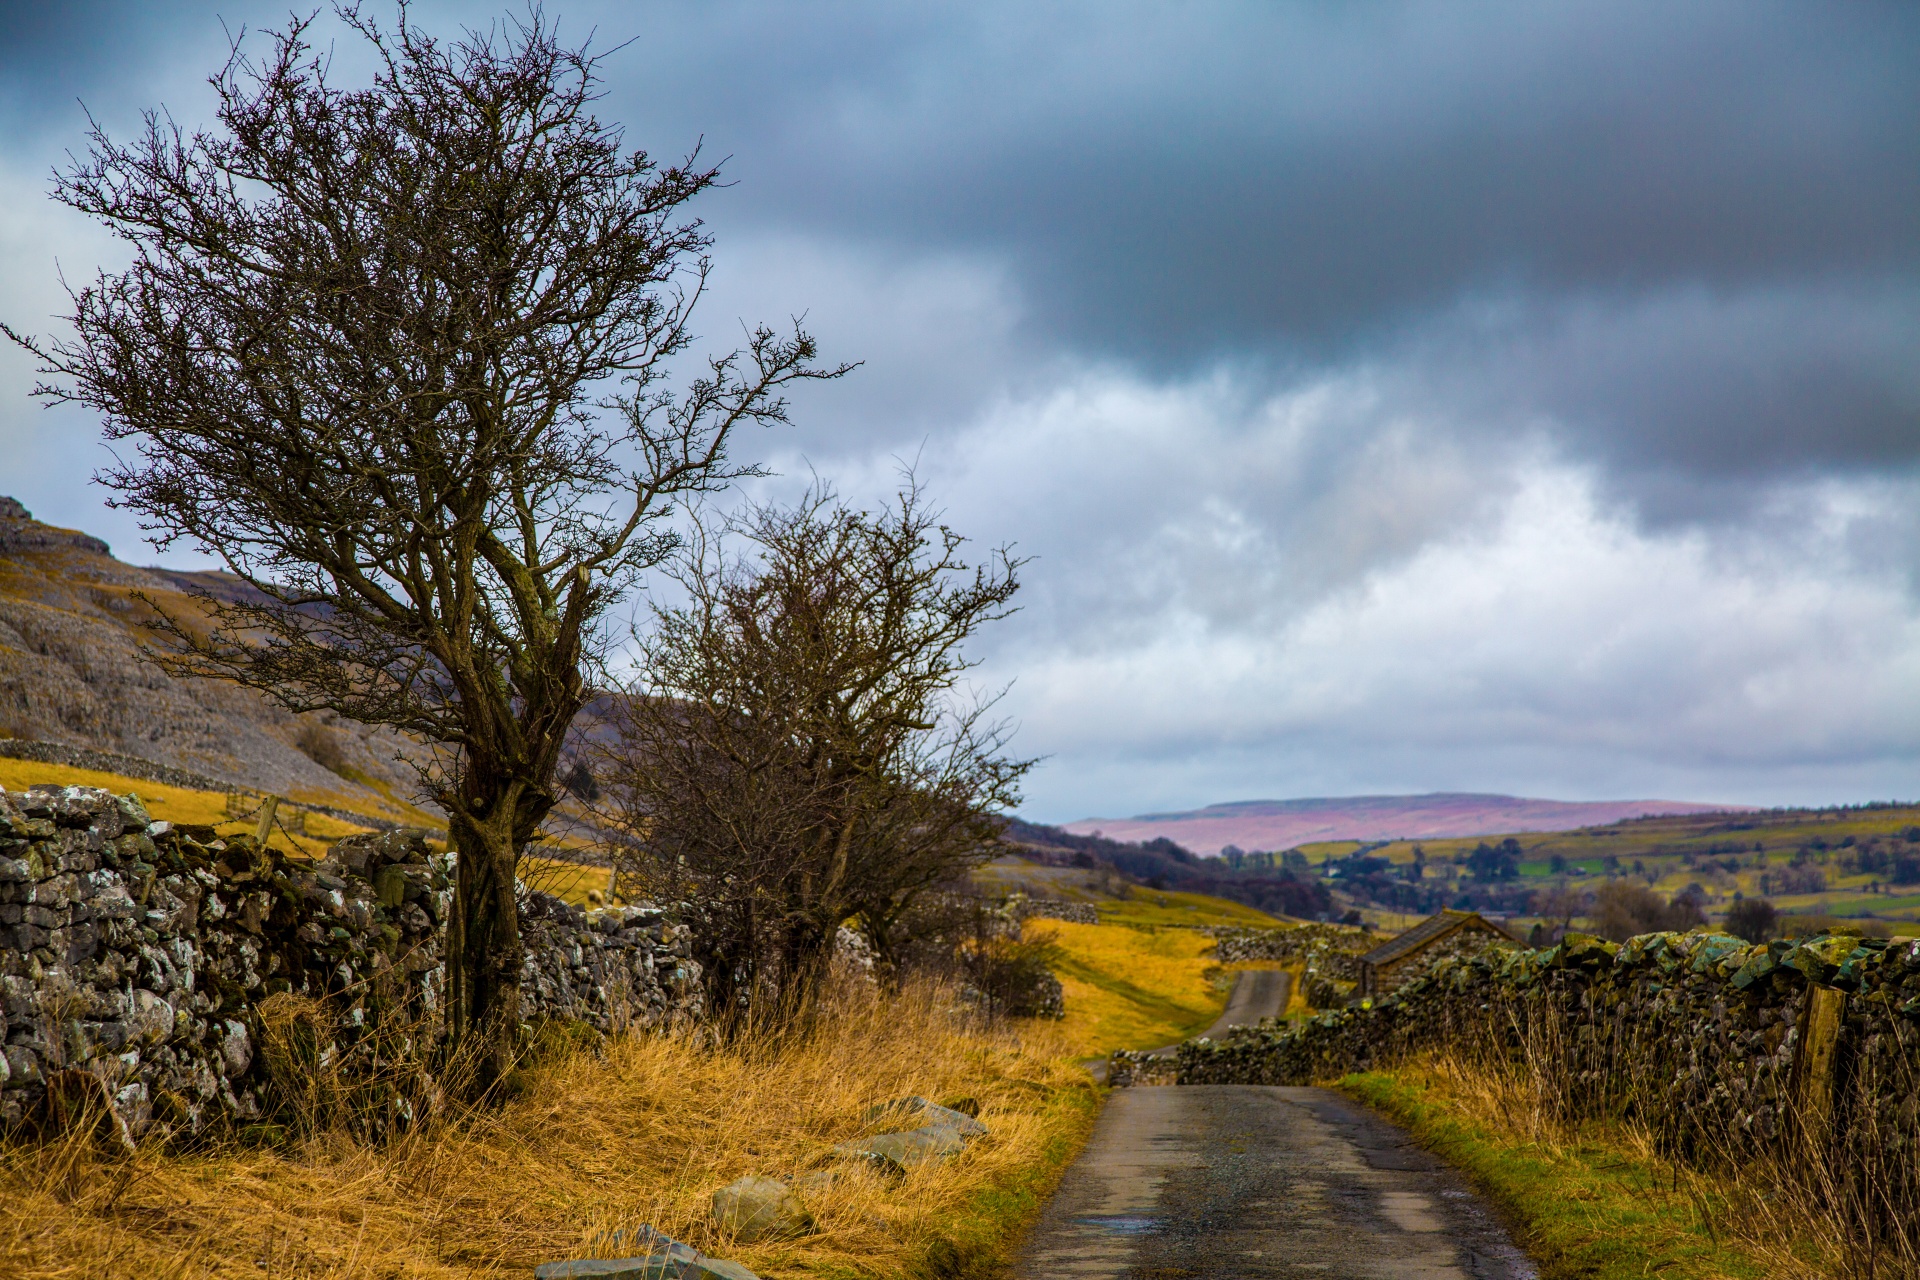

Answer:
[535,1225,757,1279]
[710,1176,813,1243]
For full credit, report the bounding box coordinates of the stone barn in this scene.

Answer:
[1356,909,1512,997]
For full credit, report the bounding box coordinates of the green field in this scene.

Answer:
[1299,803,1920,932]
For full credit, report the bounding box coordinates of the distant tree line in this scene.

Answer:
[1001,820,1333,920]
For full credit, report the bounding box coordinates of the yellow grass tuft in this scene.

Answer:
[0,981,1097,1279]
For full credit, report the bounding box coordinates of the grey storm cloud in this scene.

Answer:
[557,0,1920,485]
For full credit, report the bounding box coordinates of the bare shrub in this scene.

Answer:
[964,930,1067,1019]
[1591,880,1706,941]
[561,760,600,803]
[602,482,1031,1027]
[886,895,1065,1019]
[1724,897,1780,943]
[0,707,36,742]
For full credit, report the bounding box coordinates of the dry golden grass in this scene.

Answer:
[1091,890,1280,929]
[1277,961,1311,1019]
[0,759,236,827]
[519,856,618,908]
[0,981,1097,1280]
[1039,919,1228,1056]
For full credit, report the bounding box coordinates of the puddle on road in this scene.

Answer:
[1071,1214,1164,1234]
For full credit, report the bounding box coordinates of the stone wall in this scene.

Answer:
[1002,894,1099,925]
[1207,923,1371,1006]
[0,738,238,795]
[1174,928,1920,1251]
[0,785,703,1142]
[0,738,413,834]
[1206,923,1372,970]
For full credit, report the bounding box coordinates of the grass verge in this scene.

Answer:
[1341,1061,1804,1280]
[0,981,1097,1279]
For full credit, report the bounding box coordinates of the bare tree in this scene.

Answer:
[1529,883,1588,942]
[1591,880,1706,942]
[601,483,1031,1023]
[6,7,841,1084]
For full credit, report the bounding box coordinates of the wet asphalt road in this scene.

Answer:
[1015,1085,1537,1279]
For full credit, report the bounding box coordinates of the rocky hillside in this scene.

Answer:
[0,496,421,817]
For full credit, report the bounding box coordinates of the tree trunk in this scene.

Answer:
[776,912,836,1024]
[447,776,532,1093]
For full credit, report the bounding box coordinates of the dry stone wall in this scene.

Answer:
[0,784,703,1141]
[0,738,412,834]
[1173,927,1920,1252]
[1207,923,1371,1006]
[0,737,240,795]
[1001,894,1099,925]
[1206,923,1371,971]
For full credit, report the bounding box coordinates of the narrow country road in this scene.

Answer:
[1181,969,1292,1047]
[1088,969,1294,1080]
[1016,1085,1537,1279]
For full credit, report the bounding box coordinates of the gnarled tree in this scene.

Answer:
[6,8,840,1084]
[603,484,1031,1024]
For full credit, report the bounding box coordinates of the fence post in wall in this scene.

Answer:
[1791,983,1845,1150]
[254,794,280,847]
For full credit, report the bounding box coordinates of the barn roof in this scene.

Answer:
[1360,908,1508,968]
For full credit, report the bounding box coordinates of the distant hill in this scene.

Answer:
[1062,792,1743,856]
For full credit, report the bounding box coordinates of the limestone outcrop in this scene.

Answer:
[0,495,418,804]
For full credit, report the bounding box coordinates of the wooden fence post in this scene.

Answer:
[254,794,280,846]
[1792,983,1845,1148]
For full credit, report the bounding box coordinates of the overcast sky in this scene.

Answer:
[2,1,1918,821]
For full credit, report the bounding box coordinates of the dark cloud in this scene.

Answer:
[578,0,1920,486]
[12,2,1918,481]
[0,1,202,124]
[589,3,1920,335]
[1373,281,1920,499]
